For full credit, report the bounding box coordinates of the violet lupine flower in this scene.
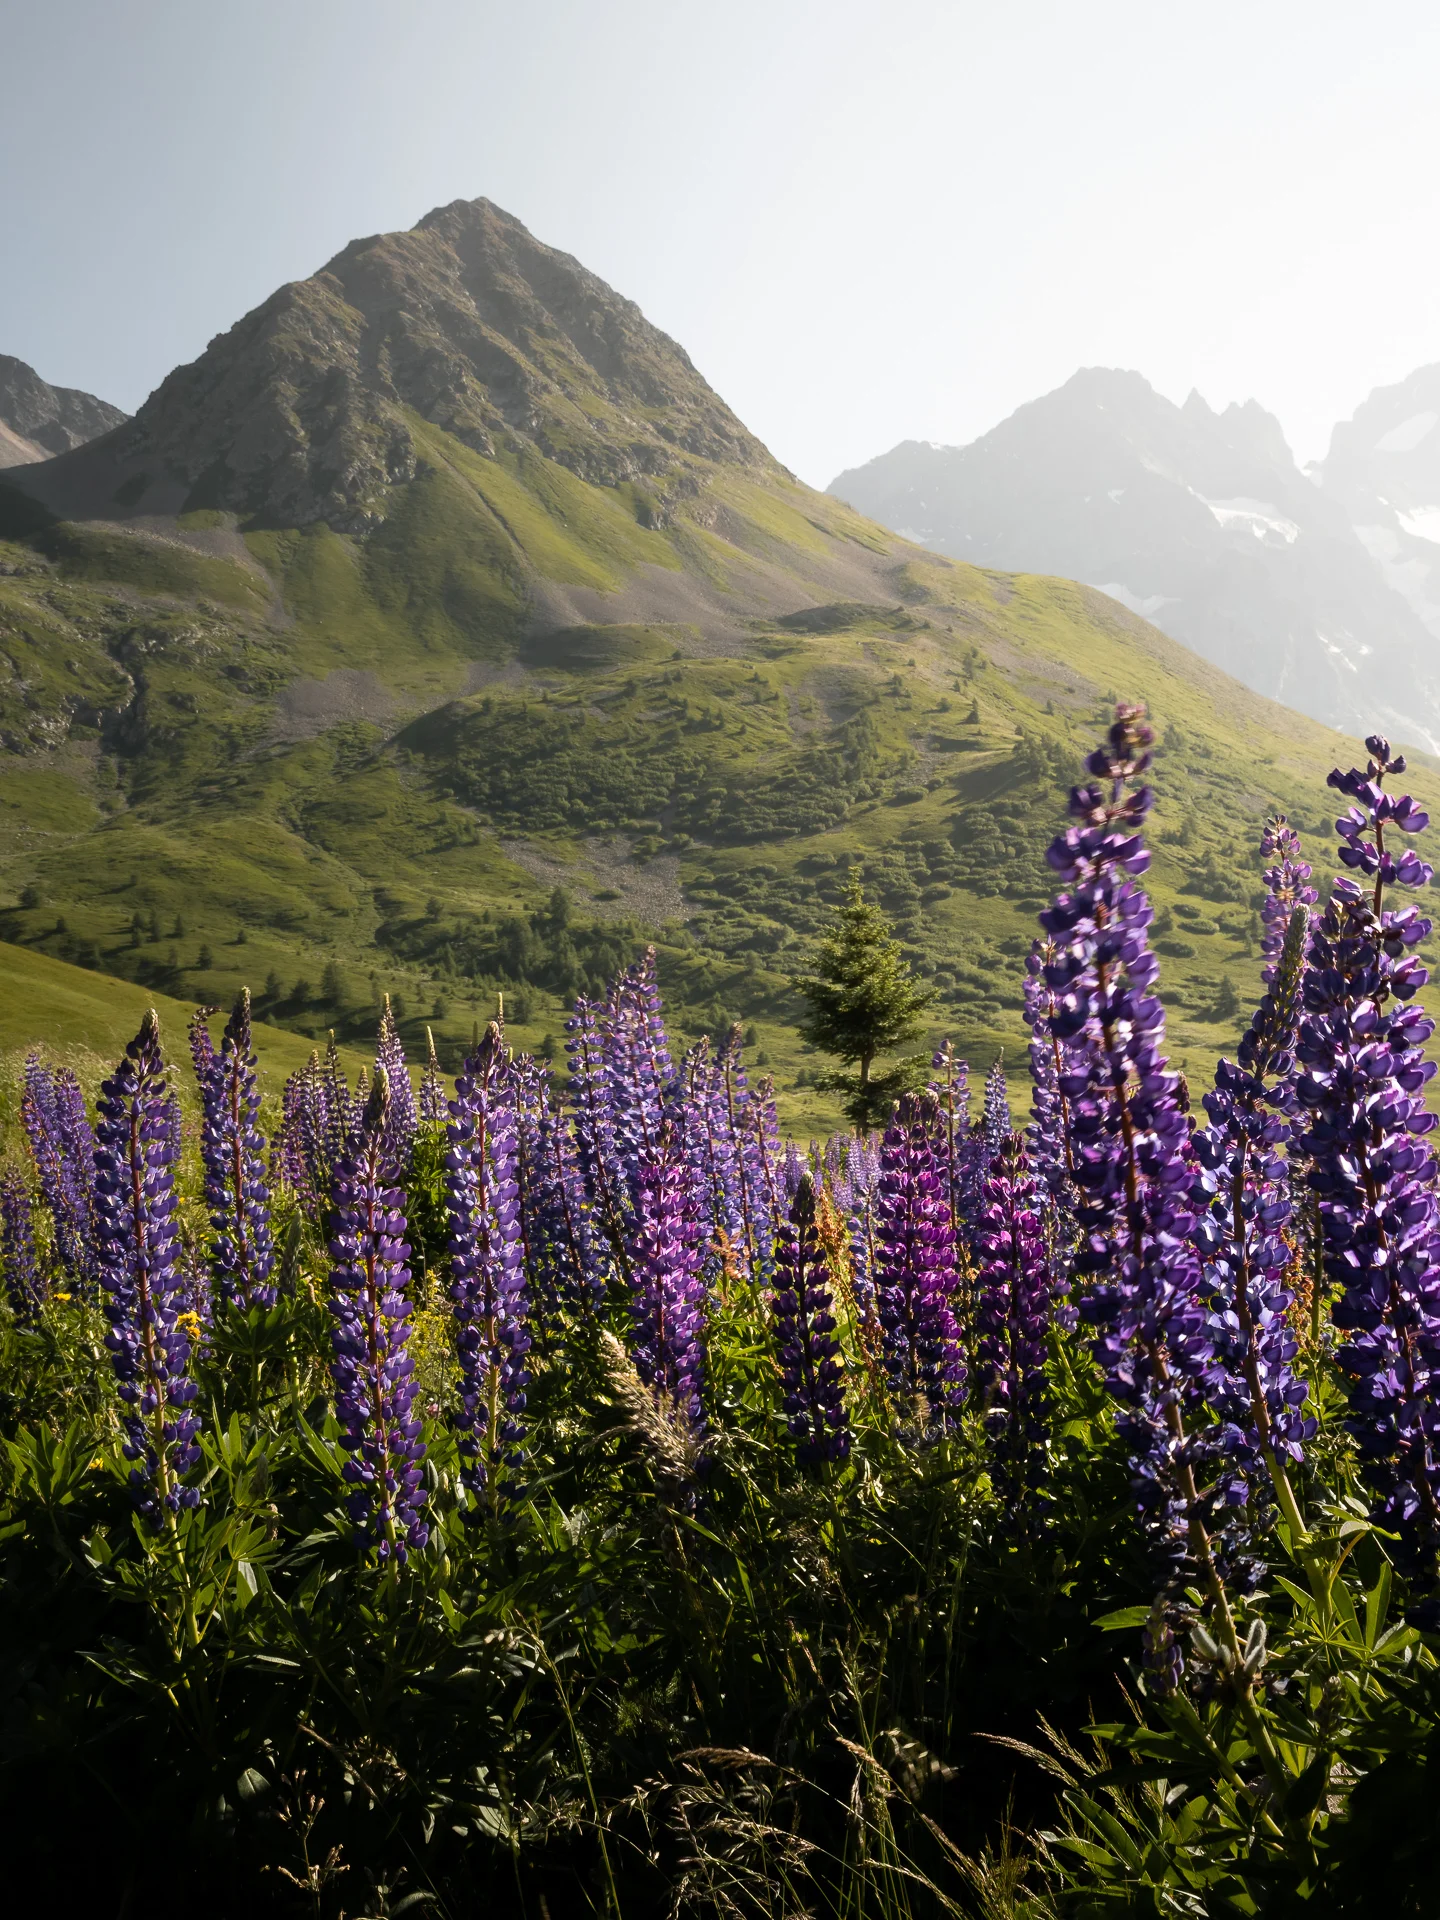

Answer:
[1024,943,1078,1325]
[714,1025,774,1274]
[567,993,629,1263]
[21,1052,98,1290]
[1043,707,1209,1572]
[679,1038,748,1274]
[843,1132,882,1323]
[192,990,277,1312]
[982,1060,1012,1156]
[603,948,675,1211]
[327,1068,428,1561]
[274,1051,327,1209]
[781,1141,809,1206]
[927,1042,971,1244]
[513,1055,602,1317]
[446,1025,529,1508]
[1259,816,1317,984]
[874,1092,966,1425]
[1191,905,1314,1536]
[771,1176,850,1464]
[323,1034,362,1169]
[1,1174,43,1323]
[628,1123,707,1436]
[973,1133,1051,1506]
[375,997,417,1177]
[420,1027,446,1124]
[93,1011,202,1525]
[738,1067,785,1281]
[1294,736,1440,1575]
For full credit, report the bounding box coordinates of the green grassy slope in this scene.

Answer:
[2,417,1434,1133]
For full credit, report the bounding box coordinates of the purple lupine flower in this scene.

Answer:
[981,1060,1012,1157]
[771,1176,850,1464]
[717,1025,775,1275]
[1042,707,1209,1572]
[1,1174,43,1323]
[1259,816,1317,984]
[1024,942,1078,1325]
[780,1141,809,1206]
[93,1011,202,1525]
[567,993,629,1264]
[973,1133,1051,1509]
[741,1071,786,1281]
[1294,736,1440,1574]
[323,1034,361,1170]
[927,1041,970,1246]
[327,1068,428,1561]
[602,947,675,1211]
[375,997,417,1177]
[1191,904,1315,1542]
[874,1092,965,1425]
[21,1052,99,1290]
[843,1132,883,1322]
[446,1024,529,1509]
[629,1122,707,1436]
[513,1054,602,1318]
[420,1027,446,1125]
[273,1050,328,1211]
[679,1038,747,1274]
[191,990,277,1313]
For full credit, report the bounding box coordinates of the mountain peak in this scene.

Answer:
[0,354,127,469]
[21,197,773,531]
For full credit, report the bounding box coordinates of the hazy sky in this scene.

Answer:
[6,0,1440,487]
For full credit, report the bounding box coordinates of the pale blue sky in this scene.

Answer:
[6,0,1440,485]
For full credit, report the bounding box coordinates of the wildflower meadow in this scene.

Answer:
[2,708,1438,1915]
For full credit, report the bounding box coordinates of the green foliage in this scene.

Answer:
[793,875,935,1124]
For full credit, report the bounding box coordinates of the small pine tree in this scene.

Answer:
[793,876,935,1129]
[321,959,346,1004]
[1215,976,1242,1021]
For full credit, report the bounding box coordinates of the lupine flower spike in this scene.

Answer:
[191,990,277,1312]
[94,1011,202,1524]
[327,1068,429,1561]
[874,1092,965,1429]
[21,1053,99,1291]
[973,1133,1052,1513]
[1295,735,1440,1579]
[1,1174,44,1323]
[628,1122,707,1441]
[771,1175,850,1464]
[446,1024,529,1511]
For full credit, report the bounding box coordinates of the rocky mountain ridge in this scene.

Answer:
[15,198,774,533]
[0,355,127,469]
[830,369,1440,752]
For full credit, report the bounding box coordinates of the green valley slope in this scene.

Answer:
[1,199,1432,1126]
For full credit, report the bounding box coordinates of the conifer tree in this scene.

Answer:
[793,875,934,1128]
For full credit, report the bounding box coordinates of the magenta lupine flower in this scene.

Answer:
[1259,816,1317,984]
[21,1052,98,1290]
[420,1027,446,1124]
[191,991,276,1313]
[629,1123,707,1436]
[446,1024,529,1508]
[1,1174,43,1323]
[874,1092,965,1425]
[973,1133,1052,1509]
[375,997,417,1177]
[1042,707,1209,1570]
[93,1011,202,1525]
[1294,736,1440,1576]
[327,1069,428,1561]
[514,1054,602,1318]
[771,1176,849,1464]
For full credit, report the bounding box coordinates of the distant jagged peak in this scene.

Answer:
[0,354,127,468]
[58,194,775,532]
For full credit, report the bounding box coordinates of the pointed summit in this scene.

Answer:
[23,197,773,531]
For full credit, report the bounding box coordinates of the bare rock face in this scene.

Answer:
[0,355,128,467]
[107,198,774,531]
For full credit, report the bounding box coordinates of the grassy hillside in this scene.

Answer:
[3,408,1436,1132]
